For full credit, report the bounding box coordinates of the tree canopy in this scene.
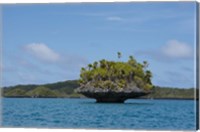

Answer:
[79,52,153,91]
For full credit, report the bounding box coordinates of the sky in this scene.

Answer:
[1,2,197,88]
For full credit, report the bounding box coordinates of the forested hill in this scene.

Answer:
[1,80,196,99]
[2,80,82,98]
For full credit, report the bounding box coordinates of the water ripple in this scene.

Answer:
[2,98,196,130]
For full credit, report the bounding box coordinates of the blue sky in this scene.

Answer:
[1,2,197,88]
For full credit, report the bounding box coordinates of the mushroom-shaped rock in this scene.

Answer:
[76,53,153,103]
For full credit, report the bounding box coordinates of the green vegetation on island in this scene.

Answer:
[78,52,153,92]
[2,80,84,98]
[144,86,195,99]
[76,52,154,102]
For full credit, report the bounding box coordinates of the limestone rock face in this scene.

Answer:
[76,86,150,103]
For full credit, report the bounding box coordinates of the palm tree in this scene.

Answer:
[128,55,137,66]
[145,70,152,84]
[81,67,86,71]
[93,61,98,69]
[143,61,149,70]
[117,52,122,59]
[129,55,134,60]
[100,59,106,68]
[88,64,93,71]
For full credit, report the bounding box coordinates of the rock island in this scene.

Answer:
[76,52,153,103]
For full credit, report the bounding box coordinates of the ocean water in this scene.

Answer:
[1,98,196,130]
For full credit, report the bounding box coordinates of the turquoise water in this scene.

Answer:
[1,98,196,130]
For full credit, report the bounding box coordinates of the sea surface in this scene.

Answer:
[1,98,196,130]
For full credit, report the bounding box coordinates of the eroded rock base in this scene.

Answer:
[79,91,149,103]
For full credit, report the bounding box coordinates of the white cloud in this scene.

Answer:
[137,40,194,62]
[106,16,123,21]
[161,40,193,58]
[25,43,60,62]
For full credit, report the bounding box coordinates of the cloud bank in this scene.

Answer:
[161,40,193,59]
[24,43,60,63]
[137,40,194,61]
